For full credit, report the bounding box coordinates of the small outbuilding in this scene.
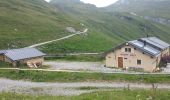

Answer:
[105,37,170,72]
[0,48,46,68]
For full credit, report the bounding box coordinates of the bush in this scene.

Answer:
[159,56,170,67]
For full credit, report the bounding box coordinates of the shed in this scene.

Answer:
[0,48,46,68]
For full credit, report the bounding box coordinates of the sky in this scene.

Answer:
[80,0,119,7]
[44,0,118,7]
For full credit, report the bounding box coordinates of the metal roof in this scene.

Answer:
[2,48,46,61]
[140,37,170,50]
[0,50,7,54]
[129,37,170,56]
[129,40,161,56]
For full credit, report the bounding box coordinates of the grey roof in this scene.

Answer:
[129,37,170,57]
[140,37,170,50]
[1,48,45,61]
[0,50,6,54]
[129,40,161,56]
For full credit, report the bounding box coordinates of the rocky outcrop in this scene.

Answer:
[129,12,170,25]
[144,16,170,25]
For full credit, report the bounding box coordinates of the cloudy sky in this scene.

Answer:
[80,0,119,7]
[45,0,118,7]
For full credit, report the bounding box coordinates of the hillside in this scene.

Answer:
[105,0,170,26]
[106,0,170,18]
[0,0,81,49]
[40,0,170,54]
[1,0,170,55]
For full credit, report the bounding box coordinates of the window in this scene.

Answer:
[125,48,131,52]
[128,48,131,52]
[150,56,154,58]
[137,60,141,65]
[125,48,127,52]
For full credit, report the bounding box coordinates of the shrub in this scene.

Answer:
[159,55,170,67]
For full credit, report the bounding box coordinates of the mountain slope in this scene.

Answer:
[106,0,170,18]
[39,0,170,54]
[1,0,170,55]
[0,0,81,49]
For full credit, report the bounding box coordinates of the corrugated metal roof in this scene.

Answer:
[0,50,7,54]
[140,37,170,50]
[2,48,45,61]
[106,37,169,57]
[129,40,161,56]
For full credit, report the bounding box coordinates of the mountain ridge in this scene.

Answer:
[0,0,170,55]
[106,0,170,19]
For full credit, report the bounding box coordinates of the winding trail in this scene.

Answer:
[0,78,170,96]
[28,28,88,48]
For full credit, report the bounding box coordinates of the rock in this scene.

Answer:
[66,27,76,33]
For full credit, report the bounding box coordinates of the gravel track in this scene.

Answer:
[45,61,122,73]
[1,78,170,96]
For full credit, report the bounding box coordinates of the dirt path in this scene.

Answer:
[46,53,103,58]
[0,63,170,74]
[44,61,170,74]
[0,78,170,96]
[44,61,123,73]
[28,28,88,48]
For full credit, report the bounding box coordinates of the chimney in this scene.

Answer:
[146,34,149,38]
[144,40,146,47]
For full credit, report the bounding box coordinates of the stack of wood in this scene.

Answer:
[27,62,38,68]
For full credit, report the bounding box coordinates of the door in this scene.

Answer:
[118,57,123,68]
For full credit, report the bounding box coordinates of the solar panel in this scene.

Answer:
[129,39,161,56]
[141,37,170,49]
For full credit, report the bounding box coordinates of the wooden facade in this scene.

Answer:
[0,54,4,61]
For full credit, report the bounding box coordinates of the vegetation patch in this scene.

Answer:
[0,70,170,83]
[0,61,11,68]
[30,87,44,92]
[77,86,99,90]
[1,89,170,100]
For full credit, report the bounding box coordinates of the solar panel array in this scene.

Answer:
[129,37,170,57]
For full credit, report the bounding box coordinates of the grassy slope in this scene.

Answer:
[0,0,81,49]
[1,90,170,100]
[37,0,170,54]
[1,0,170,55]
[40,13,170,54]
[1,70,170,83]
[106,0,170,18]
